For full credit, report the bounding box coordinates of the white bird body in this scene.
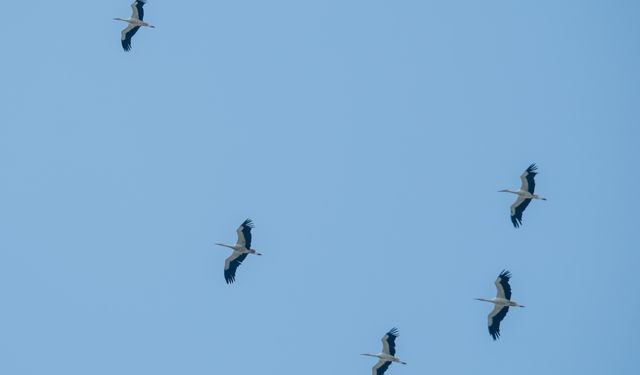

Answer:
[362,353,405,364]
[215,244,261,255]
[476,297,524,308]
[499,189,547,201]
[113,17,154,28]
[498,189,545,201]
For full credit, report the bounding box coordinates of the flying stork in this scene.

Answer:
[361,328,407,375]
[475,270,525,340]
[215,219,262,284]
[499,163,546,228]
[113,0,155,51]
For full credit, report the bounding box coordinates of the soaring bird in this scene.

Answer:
[215,219,262,284]
[113,1,155,51]
[361,328,407,375]
[499,163,546,228]
[475,270,525,340]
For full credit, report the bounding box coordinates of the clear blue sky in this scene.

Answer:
[1,1,639,374]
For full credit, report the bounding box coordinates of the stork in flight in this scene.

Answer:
[475,270,525,340]
[113,0,155,51]
[361,328,407,375]
[216,219,262,284]
[499,163,546,228]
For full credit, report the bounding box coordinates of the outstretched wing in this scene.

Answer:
[235,219,254,249]
[120,24,140,51]
[495,270,512,300]
[381,327,399,356]
[519,163,538,194]
[131,0,146,21]
[510,196,531,228]
[488,305,509,340]
[224,252,248,284]
[372,359,392,375]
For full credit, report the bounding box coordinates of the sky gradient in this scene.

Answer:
[1,1,639,374]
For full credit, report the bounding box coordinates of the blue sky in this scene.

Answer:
[1,1,639,374]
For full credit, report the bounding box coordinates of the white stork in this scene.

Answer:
[215,219,262,284]
[361,328,407,375]
[113,0,155,51]
[475,270,525,340]
[499,163,546,228]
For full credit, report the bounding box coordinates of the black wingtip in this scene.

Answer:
[489,324,501,340]
[224,269,236,284]
[388,327,400,337]
[511,216,522,228]
[499,269,512,280]
[526,163,538,173]
[242,218,254,228]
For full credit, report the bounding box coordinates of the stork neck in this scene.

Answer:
[475,298,494,304]
[215,243,236,250]
[360,353,380,358]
